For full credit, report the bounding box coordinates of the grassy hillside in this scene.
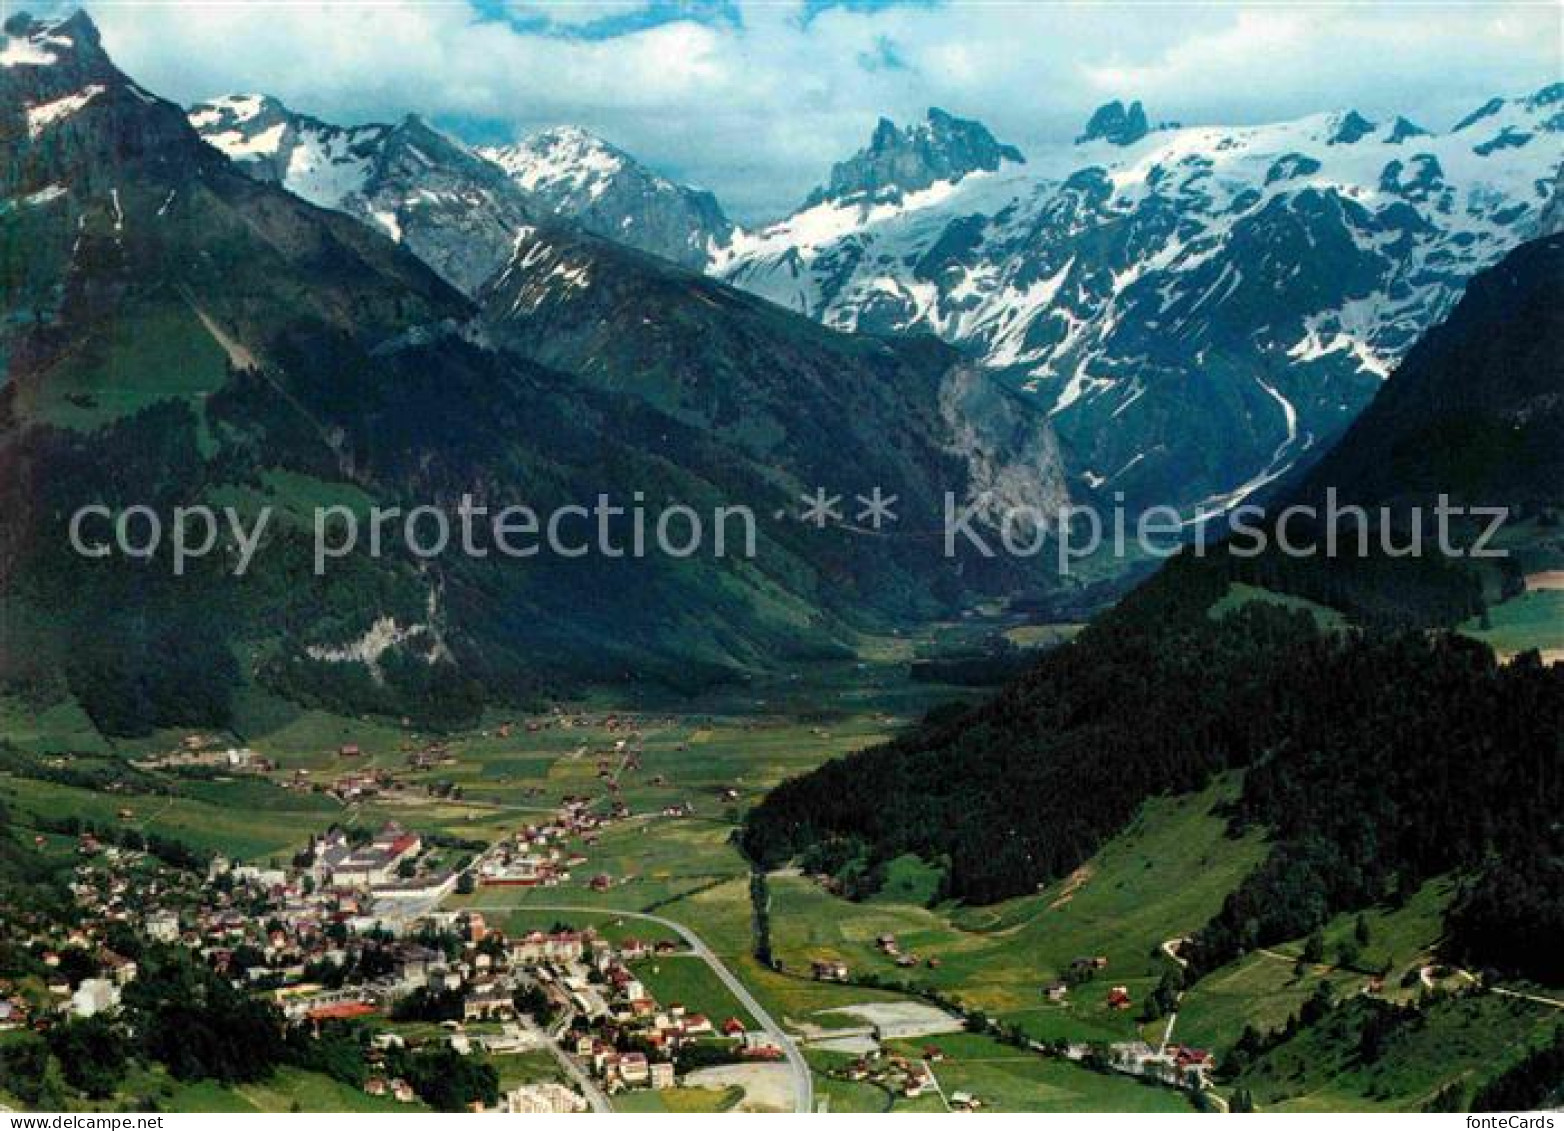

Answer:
[1232,992,1559,1112]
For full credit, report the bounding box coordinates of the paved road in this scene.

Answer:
[466,902,815,1113]
[520,1014,613,1112]
[922,1058,953,1112]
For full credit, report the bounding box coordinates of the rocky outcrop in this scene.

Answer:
[804,107,1024,206]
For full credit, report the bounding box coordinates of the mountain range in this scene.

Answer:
[3,6,1559,736]
[0,10,1063,734]
[189,82,1561,520]
[715,94,1562,513]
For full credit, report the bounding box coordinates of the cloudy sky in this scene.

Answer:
[49,0,1564,220]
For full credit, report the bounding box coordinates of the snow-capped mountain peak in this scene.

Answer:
[482,126,627,196]
[190,94,532,294]
[480,126,732,269]
[716,85,1562,515]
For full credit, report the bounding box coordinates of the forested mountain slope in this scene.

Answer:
[743,234,1564,985]
[0,11,1064,735]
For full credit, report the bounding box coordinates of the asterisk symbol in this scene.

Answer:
[856,487,899,530]
[799,487,843,528]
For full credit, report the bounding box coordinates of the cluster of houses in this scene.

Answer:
[530,935,721,1091]
[805,934,950,982]
[874,933,939,970]
[1071,1040,1214,1089]
[309,824,425,890]
[2,839,203,1024]
[834,1047,960,1102]
[0,713,724,1112]
[28,818,476,1028]
[132,734,273,774]
[500,925,778,1096]
[404,740,458,773]
[475,811,596,888]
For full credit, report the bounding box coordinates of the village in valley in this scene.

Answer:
[0,707,812,1113]
[2,645,1552,1115]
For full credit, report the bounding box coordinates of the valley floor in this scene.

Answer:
[1,615,1558,1113]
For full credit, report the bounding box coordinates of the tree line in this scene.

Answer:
[743,552,1562,984]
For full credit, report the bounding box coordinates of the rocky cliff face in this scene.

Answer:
[939,365,1070,525]
[1076,100,1151,146]
[1536,164,1564,237]
[804,107,1025,207]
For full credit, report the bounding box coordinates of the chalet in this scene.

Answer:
[1106,985,1132,1010]
[811,959,850,982]
[99,950,137,986]
[1172,1045,1212,1070]
[721,1016,747,1037]
[619,1052,650,1086]
[649,1062,675,1090]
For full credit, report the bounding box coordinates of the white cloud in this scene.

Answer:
[75,0,1561,221]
